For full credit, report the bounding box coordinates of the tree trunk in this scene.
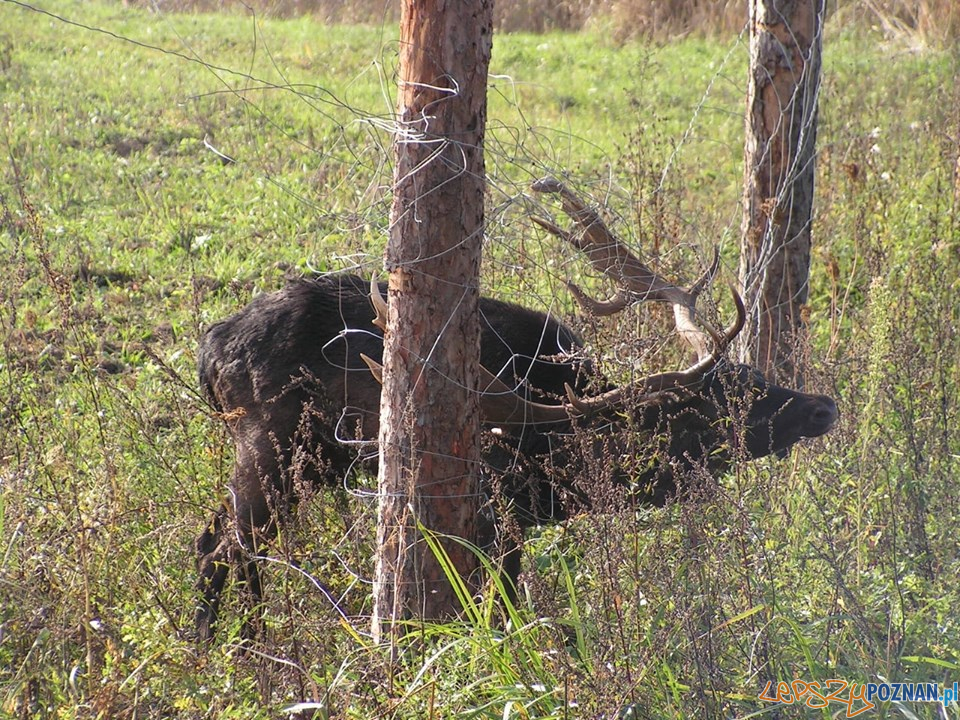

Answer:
[372,0,493,644]
[739,0,824,384]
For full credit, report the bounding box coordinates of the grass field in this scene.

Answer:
[2,1,960,717]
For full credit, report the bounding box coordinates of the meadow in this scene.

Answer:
[1,0,959,717]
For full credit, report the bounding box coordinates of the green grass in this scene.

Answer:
[2,1,960,717]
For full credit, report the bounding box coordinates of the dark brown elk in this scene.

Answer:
[194,178,838,640]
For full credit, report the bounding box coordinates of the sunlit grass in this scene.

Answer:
[1,0,959,717]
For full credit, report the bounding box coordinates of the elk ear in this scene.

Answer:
[359,353,383,384]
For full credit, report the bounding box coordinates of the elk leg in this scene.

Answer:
[195,519,270,643]
[195,506,232,642]
[195,469,276,643]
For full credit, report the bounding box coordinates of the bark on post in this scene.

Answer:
[739,0,824,384]
[372,0,493,644]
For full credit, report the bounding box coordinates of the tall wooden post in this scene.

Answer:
[372,0,493,643]
[739,0,824,384]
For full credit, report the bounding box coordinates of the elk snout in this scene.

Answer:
[804,394,839,437]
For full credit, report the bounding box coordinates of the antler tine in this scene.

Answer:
[359,353,383,384]
[532,176,720,362]
[720,281,746,350]
[561,283,747,414]
[366,277,576,426]
[565,282,631,317]
[531,177,693,306]
[475,368,579,425]
[532,216,631,316]
[369,277,388,333]
[689,246,721,298]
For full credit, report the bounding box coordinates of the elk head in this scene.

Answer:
[527,176,837,468]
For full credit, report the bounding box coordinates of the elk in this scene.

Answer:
[194,178,838,640]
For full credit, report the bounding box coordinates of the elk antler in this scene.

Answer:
[531,177,745,406]
[366,278,576,426]
[560,288,745,415]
